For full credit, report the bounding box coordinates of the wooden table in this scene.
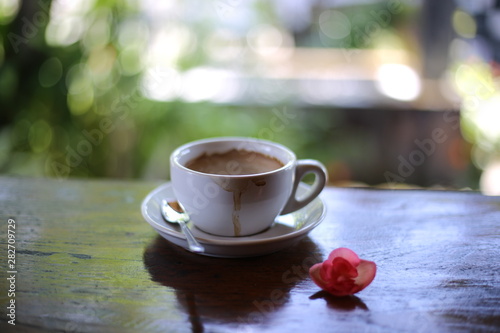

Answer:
[1,177,499,332]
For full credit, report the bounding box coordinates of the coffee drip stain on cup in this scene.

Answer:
[213,177,266,236]
[186,149,283,236]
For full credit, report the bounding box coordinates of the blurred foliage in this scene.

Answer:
[0,0,382,180]
[0,0,485,189]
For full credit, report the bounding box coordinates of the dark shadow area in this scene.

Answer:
[309,290,369,312]
[143,235,322,329]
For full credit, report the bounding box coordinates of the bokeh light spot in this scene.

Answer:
[147,24,195,68]
[247,24,284,56]
[45,0,92,46]
[93,67,121,92]
[68,88,94,116]
[29,120,53,153]
[452,10,477,39]
[88,45,116,79]
[38,57,63,88]
[66,63,94,115]
[82,9,112,50]
[117,18,149,49]
[141,67,182,102]
[376,64,421,101]
[480,159,500,195]
[180,67,240,103]
[319,10,351,40]
[119,45,144,76]
[466,94,500,143]
[0,0,20,24]
[66,63,92,94]
[45,16,85,46]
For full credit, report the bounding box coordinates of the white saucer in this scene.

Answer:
[141,182,326,258]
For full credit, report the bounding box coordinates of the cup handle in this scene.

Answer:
[280,159,327,215]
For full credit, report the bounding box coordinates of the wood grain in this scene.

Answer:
[0,177,499,332]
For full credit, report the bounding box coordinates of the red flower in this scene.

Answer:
[309,248,376,296]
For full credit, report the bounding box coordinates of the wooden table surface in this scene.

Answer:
[0,177,499,332]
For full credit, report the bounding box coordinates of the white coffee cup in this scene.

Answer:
[170,137,327,237]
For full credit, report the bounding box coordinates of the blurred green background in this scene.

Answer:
[1,0,499,193]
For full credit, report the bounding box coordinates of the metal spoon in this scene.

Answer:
[161,199,205,253]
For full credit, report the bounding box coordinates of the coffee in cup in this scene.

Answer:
[185,149,284,175]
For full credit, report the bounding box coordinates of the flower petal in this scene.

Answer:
[328,247,361,267]
[352,259,377,292]
[309,263,327,290]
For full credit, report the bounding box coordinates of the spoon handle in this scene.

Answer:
[179,221,205,253]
